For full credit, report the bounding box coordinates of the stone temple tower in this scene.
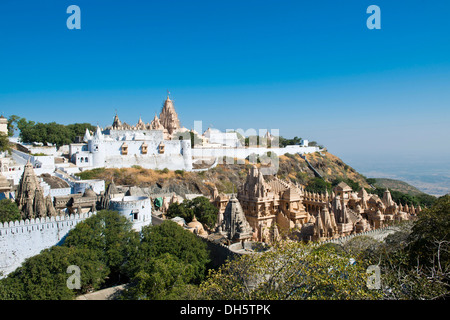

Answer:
[15,160,56,219]
[217,194,254,243]
[159,94,181,136]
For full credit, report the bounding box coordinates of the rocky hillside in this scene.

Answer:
[372,178,424,196]
[76,151,372,196]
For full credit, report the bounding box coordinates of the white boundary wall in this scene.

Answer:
[0,213,95,277]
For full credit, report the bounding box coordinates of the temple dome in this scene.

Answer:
[187,216,207,235]
[83,188,97,198]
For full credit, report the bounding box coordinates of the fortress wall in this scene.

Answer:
[100,140,183,157]
[191,146,321,160]
[0,212,95,277]
[10,150,55,175]
[72,180,105,194]
[104,154,190,171]
[200,237,238,269]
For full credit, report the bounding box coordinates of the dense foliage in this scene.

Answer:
[407,195,449,274]
[305,177,332,194]
[341,195,449,299]
[165,196,219,229]
[0,199,21,223]
[62,210,140,283]
[0,246,108,300]
[199,241,383,300]
[11,115,95,147]
[367,186,437,207]
[278,136,302,148]
[0,133,11,153]
[122,221,210,299]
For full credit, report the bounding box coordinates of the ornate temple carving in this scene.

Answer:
[217,194,254,243]
[159,95,181,137]
[15,161,57,219]
[224,168,418,243]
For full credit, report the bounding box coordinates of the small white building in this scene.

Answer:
[203,128,242,148]
[108,195,152,231]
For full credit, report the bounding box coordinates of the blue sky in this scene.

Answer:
[0,0,449,181]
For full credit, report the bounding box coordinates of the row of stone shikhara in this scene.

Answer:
[0,212,95,230]
[319,225,398,244]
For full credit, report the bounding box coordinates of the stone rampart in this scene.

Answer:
[0,212,95,277]
[192,145,321,161]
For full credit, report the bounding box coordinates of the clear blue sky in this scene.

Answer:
[1,0,449,177]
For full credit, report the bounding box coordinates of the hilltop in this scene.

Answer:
[76,151,371,196]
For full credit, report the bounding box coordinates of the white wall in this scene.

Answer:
[28,146,57,156]
[192,145,320,159]
[0,213,95,277]
[108,196,152,231]
[72,180,105,195]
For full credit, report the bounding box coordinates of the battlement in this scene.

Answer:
[0,212,96,277]
[0,212,95,236]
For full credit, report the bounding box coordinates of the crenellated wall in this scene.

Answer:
[0,212,95,277]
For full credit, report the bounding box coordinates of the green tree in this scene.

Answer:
[189,196,219,229]
[0,133,11,153]
[62,210,140,283]
[166,201,194,222]
[16,117,95,147]
[166,196,219,230]
[353,197,450,300]
[122,253,196,300]
[127,221,210,284]
[0,246,108,300]
[342,235,384,262]
[278,136,302,148]
[7,115,21,137]
[407,195,450,271]
[66,123,96,140]
[305,177,331,194]
[0,199,21,223]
